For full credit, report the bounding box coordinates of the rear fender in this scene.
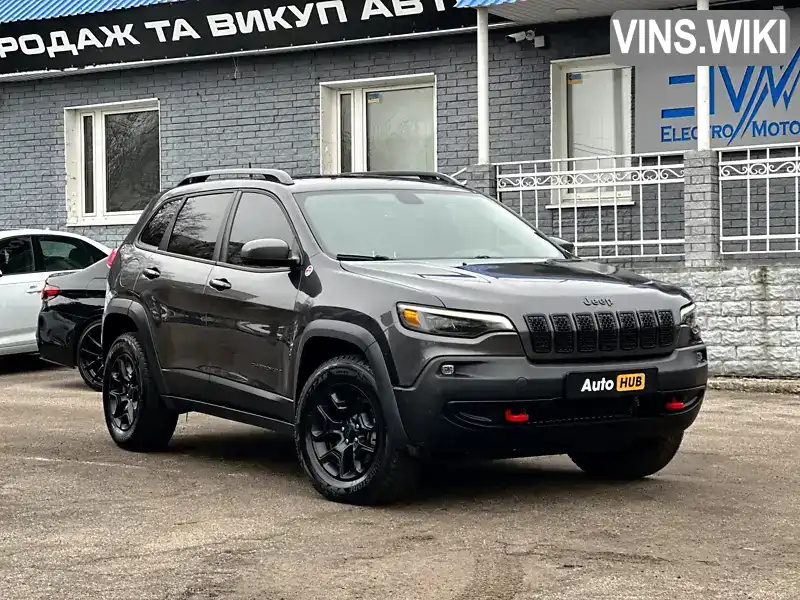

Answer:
[103,298,169,397]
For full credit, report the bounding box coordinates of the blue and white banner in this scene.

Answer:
[634,8,800,151]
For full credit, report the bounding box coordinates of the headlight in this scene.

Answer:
[680,302,702,344]
[680,302,696,325]
[397,303,515,338]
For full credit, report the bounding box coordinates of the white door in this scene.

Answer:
[0,235,43,355]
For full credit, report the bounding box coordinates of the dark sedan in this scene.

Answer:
[37,258,108,390]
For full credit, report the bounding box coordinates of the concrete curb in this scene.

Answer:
[709,377,800,395]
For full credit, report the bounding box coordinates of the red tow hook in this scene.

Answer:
[665,398,685,411]
[505,408,530,423]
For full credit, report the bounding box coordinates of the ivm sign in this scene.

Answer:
[634,8,800,151]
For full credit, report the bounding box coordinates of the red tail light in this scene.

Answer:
[41,284,60,300]
[106,248,118,268]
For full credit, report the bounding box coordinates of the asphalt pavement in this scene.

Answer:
[0,357,798,600]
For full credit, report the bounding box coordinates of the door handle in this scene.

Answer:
[26,285,41,294]
[209,278,232,291]
[142,267,161,280]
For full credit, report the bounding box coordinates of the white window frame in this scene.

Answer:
[319,73,437,175]
[64,98,161,227]
[550,55,633,209]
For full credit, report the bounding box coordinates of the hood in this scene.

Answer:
[339,258,691,314]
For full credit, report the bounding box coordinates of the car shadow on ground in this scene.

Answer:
[414,459,654,504]
[167,429,302,478]
[0,355,63,376]
[161,427,682,503]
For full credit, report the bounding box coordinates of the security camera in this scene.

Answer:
[507,30,535,43]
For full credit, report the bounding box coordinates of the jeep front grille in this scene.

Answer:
[523,309,676,357]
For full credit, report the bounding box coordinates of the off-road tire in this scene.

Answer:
[568,432,684,480]
[103,332,178,452]
[295,355,419,505]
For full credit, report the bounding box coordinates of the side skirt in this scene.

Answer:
[162,396,295,436]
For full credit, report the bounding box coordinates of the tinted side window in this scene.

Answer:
[166,193,232,261]
[38,236,97,271]
[140,199,181,248]
[0,236,34,275]
[83,242,108,264]
[225,192,296,266]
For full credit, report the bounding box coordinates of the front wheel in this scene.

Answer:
[295,355,419,505]
[568,433,684,480]
[103,332,178,452]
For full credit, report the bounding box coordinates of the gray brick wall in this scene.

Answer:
[644,266,800,378]
[684,150,720,268]
[2,15,796,261]
[0,24,612,245]
[2,9,798,255]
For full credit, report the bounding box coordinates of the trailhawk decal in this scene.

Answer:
[580,373,646,393]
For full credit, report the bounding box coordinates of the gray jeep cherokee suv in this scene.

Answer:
[102,169,708,505]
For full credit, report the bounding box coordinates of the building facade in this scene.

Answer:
[1,0,799,377]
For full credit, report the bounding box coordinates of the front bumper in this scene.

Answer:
[393,345,708,458]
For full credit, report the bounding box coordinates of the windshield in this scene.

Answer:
[294,189,565,260]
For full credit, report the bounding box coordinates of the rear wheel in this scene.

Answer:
[76,320,104,391]
[103,332,178,452]
[568,433,684,480]
[295,355,419,505]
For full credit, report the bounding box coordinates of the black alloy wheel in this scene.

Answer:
[102,332,178,452]
[305,382,380,484]
[295,355,419,505]
[77,321,104,391]
[107,353,141,433]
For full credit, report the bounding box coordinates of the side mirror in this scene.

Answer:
[240,238,300,267]
[550,236,576,256]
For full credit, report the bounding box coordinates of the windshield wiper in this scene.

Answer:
[336,253,393,261]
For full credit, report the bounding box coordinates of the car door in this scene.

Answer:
[132,191,235,400]
[203,190,303,421]
[0,235,42,354]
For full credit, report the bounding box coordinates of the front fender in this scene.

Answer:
[294,320,408,446]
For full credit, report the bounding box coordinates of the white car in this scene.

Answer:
[0,229,111,357]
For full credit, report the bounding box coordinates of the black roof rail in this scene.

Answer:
[177,168,294,187]
[327,171,465,187]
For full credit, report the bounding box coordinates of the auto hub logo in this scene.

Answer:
[660,45,800,146]
[580,373,646,393]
